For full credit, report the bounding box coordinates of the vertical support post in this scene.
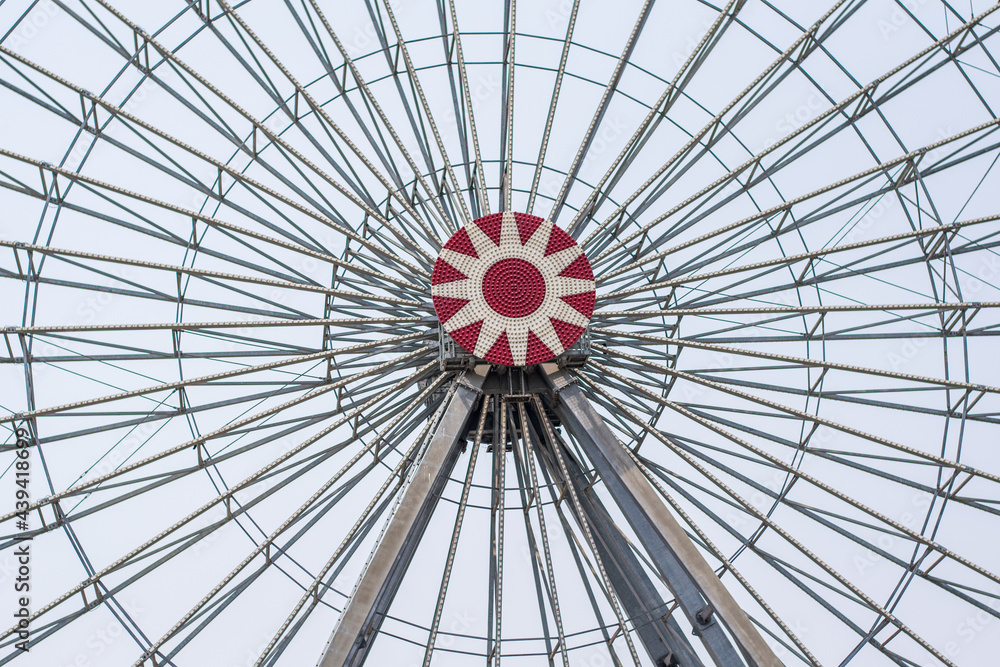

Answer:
[541,368,782,667]
[524,408,705,667]
[318,369,487,666]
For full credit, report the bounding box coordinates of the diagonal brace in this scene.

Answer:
[541,367,782,667]
[319,368,487,666]
[525,406,705,667]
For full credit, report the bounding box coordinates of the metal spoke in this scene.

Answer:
[599,213,1000,294]
[584,361,1000,590]
[376,0,474,228]
[2,6,439,271]
[591,328,1000,397]
[514,402,571,667]
[489,397,507,665]
[590,345,1000,485]
[579,374,962,667]
[301,0,457,241]
[532,395,643,667]
[548,0,655,225]
[525,0,579,215]
[585,6,1000,269]
[564,0,747,236]
[443,0,491,216]
[0,333,429,427]
[0,361,438,654]
[0,353,435,534]
[213,0,452,253]
[132,373,453,667]
[0,146,429,284]
[591,116,1000,275]
[578,0,861,251]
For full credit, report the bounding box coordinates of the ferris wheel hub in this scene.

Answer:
[481,258,546,317]
[431,212,596,367]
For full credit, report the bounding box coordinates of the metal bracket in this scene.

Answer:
[696,605,715,625]
[456,372,486,394]
[438,325,477,370]
[541,363,577,408]
[556,327,591,368]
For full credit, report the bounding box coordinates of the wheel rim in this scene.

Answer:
[2,1,1000,665]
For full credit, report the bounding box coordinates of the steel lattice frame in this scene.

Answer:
[1,0,999,665]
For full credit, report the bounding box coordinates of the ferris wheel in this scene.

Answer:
[1,0,1000,665]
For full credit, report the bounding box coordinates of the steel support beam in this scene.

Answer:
[541,367,782,667]
[524,408,705,667]
[318,368,488,666]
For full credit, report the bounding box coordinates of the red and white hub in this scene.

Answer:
[431,212,596,366]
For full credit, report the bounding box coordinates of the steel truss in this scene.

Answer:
[1,0,1000,666]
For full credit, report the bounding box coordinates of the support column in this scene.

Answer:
[541,367,781,667]
[319,369,487,667]
[524,408,705,667]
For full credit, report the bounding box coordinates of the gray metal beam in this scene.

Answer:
[318,368,488,666]
[541,367,781,667]
[524,407,705,667]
